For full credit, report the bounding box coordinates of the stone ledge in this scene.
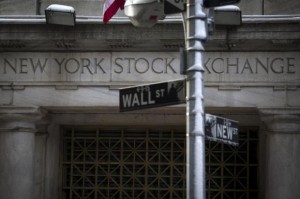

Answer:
[0,106,46,126]
[259,108,300,133]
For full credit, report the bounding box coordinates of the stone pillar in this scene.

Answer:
[0,107,43,199]
[35,121,49,199]
[260,108,300,199]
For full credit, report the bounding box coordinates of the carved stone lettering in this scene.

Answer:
[204,56,297,75]
[56,58,106,74]
[0,52,298,84]
[113,57,177,74]
[4,58,48,74]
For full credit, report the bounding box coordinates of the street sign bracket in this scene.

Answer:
[164,0,186,14]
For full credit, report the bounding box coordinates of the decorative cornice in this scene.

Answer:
[0,106,46,131]
[1,15,300,24]
[0,40,25,49]
[106,39,133,49]
[259,108,300,116]
[259,108,300,133]
[0,16,299,51]
[55,40,76,49]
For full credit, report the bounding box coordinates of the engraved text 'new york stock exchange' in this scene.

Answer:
[0,55,297,76]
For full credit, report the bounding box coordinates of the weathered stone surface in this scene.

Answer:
[260,109,300,199]
[264,0,300,15]
[0,107,43,199]
[0,0,36,15]
[237,0,263,15]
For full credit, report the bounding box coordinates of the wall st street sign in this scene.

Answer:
[205,114,239,146]
[119,79,185,112]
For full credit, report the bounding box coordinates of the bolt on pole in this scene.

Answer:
[185,0,207,198]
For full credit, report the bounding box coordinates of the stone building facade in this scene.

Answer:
[0,0,300,199]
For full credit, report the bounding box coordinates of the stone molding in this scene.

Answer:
[259,108,300,133]
[0,18,299,51]
[0,106,45,132]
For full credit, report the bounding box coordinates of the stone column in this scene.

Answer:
[260,108,300,199]
[0,107,43,199]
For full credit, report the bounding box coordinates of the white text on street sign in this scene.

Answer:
[205,114,239,146]
[119,79,185,112]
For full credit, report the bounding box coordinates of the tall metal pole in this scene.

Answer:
[185,0,207,198]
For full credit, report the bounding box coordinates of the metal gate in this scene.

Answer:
[61,127,258,199]
[206,127,258,199]
[61,128,186,199]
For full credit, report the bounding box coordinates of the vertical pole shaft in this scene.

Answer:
[185,0,207,198]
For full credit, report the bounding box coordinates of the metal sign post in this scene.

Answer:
[123,0,242,198]
[185,0,207,198]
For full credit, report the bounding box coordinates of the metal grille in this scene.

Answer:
[61,129,186,199]
[61,127,258,199]
[205,127,259,199]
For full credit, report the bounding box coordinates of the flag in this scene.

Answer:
[103,0,125,24]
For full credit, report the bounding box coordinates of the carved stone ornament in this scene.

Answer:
[259,108,300,133]
[0,106,45,133]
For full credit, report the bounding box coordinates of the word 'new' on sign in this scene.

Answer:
[119,79,185,112]
[205,114,239,146]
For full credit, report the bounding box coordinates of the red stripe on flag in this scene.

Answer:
[103,0,125,24]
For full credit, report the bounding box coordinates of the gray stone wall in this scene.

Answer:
[264,0,300,15]
[40,0,106,16]
[0,0,37,15]
[1,0,300,16]
[237,0,263,15]
[0,52,299,108]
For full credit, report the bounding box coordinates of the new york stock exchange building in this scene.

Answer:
[0,0,299,199]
